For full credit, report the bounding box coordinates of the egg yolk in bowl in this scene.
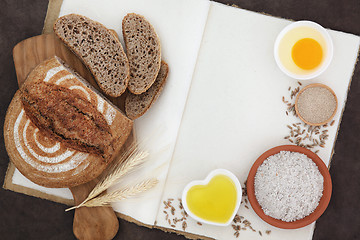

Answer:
[278,26,328,76]
[292,38,323,70]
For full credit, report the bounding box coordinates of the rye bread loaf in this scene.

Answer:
[4,57,133,188]
[21,80,114,159]
[125,61,168,119]
[54,14,130,97]
[122,13,161,94]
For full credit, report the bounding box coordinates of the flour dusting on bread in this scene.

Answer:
[4,57,133,188]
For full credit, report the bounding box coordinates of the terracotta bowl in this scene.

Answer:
[295,83,338,126]
[247,145,332,229]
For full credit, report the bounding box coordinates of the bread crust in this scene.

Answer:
[125,61,168,119]
[54,14,130,97]
[122,13,161,94]
[4,57,133,188]
[21,80,113,158]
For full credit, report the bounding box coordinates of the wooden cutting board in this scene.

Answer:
[12,33,129,240]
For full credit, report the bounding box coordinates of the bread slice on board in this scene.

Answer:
[54,14,130,97]
[125,61,168,119]
[122,13,161,94]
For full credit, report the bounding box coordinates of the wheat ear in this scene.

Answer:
[66,179,158,210]
[67,150,149,211]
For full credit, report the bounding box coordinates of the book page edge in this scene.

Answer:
[3,162,73,205]
[42,0,63,34]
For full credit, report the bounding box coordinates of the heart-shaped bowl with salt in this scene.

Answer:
[247,145,332,229]
[182,169,242,226]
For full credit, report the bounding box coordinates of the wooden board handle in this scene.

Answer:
[70,181,119,240]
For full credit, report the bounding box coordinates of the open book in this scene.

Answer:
[5,0,360,239]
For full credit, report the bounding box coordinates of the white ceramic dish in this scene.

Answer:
[181,169,242,226]
[274,21,333,80]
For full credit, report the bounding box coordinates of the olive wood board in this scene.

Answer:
[12,33,134,240]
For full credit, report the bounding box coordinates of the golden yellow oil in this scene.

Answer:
[186,174,237,223]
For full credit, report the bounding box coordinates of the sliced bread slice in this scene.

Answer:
[122,13,161,94]
[125,61,168,119]
[54,14,130,97]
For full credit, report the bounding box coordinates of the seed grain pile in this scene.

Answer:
[282,82,335,152]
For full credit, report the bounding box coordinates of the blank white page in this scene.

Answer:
[156,2,359,239]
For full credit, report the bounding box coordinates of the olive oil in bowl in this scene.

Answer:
[182,169,242,226]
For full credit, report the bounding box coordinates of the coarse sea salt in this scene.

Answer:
[254,151,324,222]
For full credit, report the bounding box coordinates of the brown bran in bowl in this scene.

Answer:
[295,84,337,125]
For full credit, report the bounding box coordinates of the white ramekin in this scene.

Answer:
[274,21,333,80]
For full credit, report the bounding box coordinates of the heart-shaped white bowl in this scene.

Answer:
[181,169,242,226]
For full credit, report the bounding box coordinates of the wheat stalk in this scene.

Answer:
[70,151,148,210]
[89,149,148,200]
[65,128,165,212]
[67,179,158,210]
[65,140,151,211]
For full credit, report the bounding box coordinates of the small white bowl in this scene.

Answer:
[274,21,333,80]
[181,169,242,226]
